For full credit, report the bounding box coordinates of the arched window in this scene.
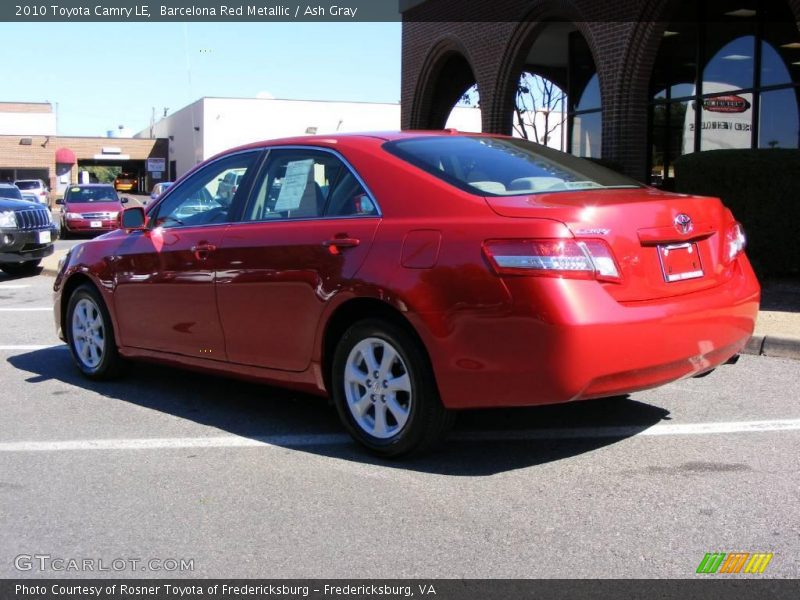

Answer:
[446,82,481,133]
[507,23,599,156]
[649,0,799,187]
[569,32,602,158]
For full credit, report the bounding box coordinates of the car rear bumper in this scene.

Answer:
[415,257,760,409]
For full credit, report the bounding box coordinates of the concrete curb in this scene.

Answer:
[742,335,800,361]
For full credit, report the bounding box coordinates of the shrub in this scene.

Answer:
[674,149,800,277]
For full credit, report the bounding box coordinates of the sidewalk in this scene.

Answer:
[40,249,800,360]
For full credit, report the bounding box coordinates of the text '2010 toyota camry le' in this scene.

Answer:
[53,132,760,456]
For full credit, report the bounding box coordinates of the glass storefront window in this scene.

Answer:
[703,36,756,92]
[648,0,799,185]
[571,111,601,158]
[576,74,600,111]
[759,88,800,148]
[761,41,794,88]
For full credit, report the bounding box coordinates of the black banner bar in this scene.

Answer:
[2,580,800,600]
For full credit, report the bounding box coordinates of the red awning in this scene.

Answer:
[55,147,76,165]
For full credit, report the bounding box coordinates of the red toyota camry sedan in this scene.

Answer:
[53,132,759,456]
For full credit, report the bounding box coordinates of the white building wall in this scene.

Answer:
[201,97,401,159]
[146,100,204,179]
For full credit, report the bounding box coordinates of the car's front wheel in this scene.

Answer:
[331,318,453,457]
[66,284,124,379]
[0,260,41,276]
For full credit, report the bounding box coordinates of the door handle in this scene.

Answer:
[191,243,217,260]
[323,237,360,251]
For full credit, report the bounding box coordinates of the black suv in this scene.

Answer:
[0,183,59,276]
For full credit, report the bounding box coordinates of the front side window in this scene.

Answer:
[244,149,377,221]
[384,136,640,196]
[153,151,258,228]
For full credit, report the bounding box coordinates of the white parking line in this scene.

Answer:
[0,284,31,289]
[1,418,798,453]
[0,307,51,312]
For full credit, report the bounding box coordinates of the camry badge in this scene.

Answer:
[674,213,693,235]
[575,228,610,236]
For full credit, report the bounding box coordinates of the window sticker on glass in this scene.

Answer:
[274,159,314,211]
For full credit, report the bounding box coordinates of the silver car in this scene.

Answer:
[14,179,49,205]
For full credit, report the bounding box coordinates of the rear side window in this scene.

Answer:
[244,149,377,221]
[384,136,642,196]
[15,181,39,190]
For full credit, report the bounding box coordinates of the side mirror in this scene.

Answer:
[55,198,63,205]
[121,206,146,231]
[121,197,130,204]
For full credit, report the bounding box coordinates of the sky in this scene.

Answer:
[4,22,401,136]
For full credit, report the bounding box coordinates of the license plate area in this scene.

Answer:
[658,242,704,282]
[90,220,102,228]
[38,230,51,244]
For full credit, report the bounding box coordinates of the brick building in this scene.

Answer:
[0,102,167,202]
[400,0,800,184]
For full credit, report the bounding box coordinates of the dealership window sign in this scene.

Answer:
[683,83,753,153]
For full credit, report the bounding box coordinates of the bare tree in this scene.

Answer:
[457,84,480,108]
[514,72,566,149]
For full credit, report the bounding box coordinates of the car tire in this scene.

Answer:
[0,260,41,276]
[331,318,454,457]
[65,284,124,380]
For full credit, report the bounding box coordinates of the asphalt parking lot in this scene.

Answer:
[0,272,798,579]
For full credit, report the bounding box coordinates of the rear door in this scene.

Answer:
[215,147,381,371]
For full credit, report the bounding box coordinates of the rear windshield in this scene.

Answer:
[14,181,39,190]
[65,187,119,203]
[0,186,23,200]
[383,136,642,196]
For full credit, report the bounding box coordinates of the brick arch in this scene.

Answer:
[408,36,479,131]
[486,1,602,137]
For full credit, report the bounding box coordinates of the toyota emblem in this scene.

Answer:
[674,213,693,235]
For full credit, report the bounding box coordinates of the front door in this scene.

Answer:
[112,150,260,359]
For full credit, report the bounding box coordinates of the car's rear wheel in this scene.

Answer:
[66,284,123,379]
[0,260,41,276]
[331,318,453,457]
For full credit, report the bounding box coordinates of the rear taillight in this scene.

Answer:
[725,222,746,263]
[482,238,621,282]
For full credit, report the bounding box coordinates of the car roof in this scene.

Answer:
[215,130,501,156]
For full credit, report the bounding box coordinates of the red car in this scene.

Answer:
[57,184,128,237]
[53,132,759,456]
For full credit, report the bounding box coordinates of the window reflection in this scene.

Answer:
[759,88,800,148]
[703,36,755,91]
[571,112,601,158]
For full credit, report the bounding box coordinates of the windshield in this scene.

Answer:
[0,186,23,200]
[384,136,642,196]
[15,181,39,190]
[65,187,119,203]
